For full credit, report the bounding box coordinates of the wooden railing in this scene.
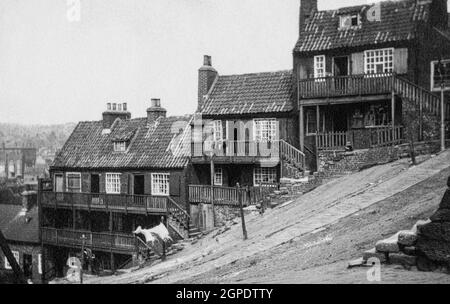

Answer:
[316,126,404,150]
[41,227,144,253]
[280,140,305,170]
[41,192,167,214]
[298,73,394,99]
[370,126,404,147]
[188,184,279,206]
[166,197,190,231]
[191,140,280,160]
[394,77,441,116]
[316,131,348,150]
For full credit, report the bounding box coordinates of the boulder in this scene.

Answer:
[416,255,439,272]
[418,222,450,242]
[402,246,417,256]
[375,233,400,253]
[417,237,450,263]
[362,248,387,263]
[430,209,450,222]
[411,219,431,234]
[397,230,417,246]
[438,190,450,210]
[389,253,417,267]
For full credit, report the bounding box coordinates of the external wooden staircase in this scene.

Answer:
[279,140,307,179]
[167,197,200,240]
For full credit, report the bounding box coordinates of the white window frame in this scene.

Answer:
[105,173,121,194]
[253,167,277,186]
[364,48,394,75]
[66,172,81,193]
[314,55,326,79]
[430,59,450,92]
[214,167,223,186]
[151,173,170,196]
[212,120,223,142]
[339,14,360,29]
[4,251,20,270]
[253,119,278,142]
[113,141,127,152]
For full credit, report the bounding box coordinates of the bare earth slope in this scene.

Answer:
[88,151,450,284]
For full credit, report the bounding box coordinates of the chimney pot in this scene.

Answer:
[107,103,111,111]
[203,55,212,67]
[123,103,127,111]
[151,98,161,108]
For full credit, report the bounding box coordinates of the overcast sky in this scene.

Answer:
[0,0,448,125]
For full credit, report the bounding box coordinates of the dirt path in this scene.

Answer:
[86,151,450,284]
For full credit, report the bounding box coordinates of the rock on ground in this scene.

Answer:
[398,230,418,246]
[362,248,387,263]
[376,232,400,253]
[389,253,417,267]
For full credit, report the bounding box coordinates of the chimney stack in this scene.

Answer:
[102,102,131,130]
[299,0,318,35]
[198,55,217,111]
[147,98,167,125]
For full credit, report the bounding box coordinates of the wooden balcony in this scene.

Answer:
[188,184,278,206]
[41,227,145,254]
[191,140,280,165]
[298,73,394,100]
[41,192,168,215]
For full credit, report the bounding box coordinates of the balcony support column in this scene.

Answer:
[391,91,396,146]
[299,105,305,152]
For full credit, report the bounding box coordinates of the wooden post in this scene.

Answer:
[210,156,216,228]
[316,105,320,134]
[299,105,305,152]
[161,216,166,261]
[391,91,396,146]
[237,183,248,240]
[441,84,446,151]
[80,234,86,284]
[0,230,27,284]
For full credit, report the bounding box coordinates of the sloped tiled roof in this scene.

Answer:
[51,115,192,170]
[0,204,39,244]
[294,0,431,53]
[200,70,294,116]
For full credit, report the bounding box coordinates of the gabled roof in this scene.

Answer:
[294,0,432,53]
[200,70,294,116]
[51,115,192,170]
[0,204,39,244]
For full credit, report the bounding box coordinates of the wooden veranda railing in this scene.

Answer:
[298,73,394,99]
[41,227,145,253]
[280,140,306,170]
[316,126,404,150]
[188,184,279,207]
[41,192,167,214]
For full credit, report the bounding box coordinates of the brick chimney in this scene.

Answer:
[299,0,318,35]
[198,55,218,111]
[102,103,131,130]
[147,98,167,125]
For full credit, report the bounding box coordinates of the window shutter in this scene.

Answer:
[169,174,180,196]
[351,52,364,75]
[81,173,90,193]
[394,48,408,74]
[120,173,128,194]
[99,174,105,193]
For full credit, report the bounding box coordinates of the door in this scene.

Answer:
[133,175,145,195]
[333,56,349,93]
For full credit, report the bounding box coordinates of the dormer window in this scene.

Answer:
[339,14,360,29]
[113,141,127,152]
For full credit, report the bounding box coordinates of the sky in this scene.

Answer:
[0,0,448,125]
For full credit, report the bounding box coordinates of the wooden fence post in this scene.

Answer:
[237,183,248,240]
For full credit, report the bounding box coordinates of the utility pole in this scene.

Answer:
[210,154,216,228]
[80,234,87,284]
[237,183,248,240]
